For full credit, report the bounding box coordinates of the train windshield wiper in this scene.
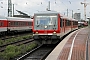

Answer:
[37,25,39,27]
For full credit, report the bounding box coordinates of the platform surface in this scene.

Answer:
[45,27,90,60]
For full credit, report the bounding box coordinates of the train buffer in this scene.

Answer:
[45,27,90,60]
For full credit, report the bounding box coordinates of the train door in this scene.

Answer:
[60,18,63,32]
[60,18,64,37]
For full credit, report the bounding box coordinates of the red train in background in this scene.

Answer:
[0,16,32,35]
[78,21,88,27]
[32,11,78,44]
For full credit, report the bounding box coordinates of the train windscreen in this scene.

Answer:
[34,14,58,30]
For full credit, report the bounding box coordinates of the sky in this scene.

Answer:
[0,0,90,20]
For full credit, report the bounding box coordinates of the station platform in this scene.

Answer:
[45,27,90,60]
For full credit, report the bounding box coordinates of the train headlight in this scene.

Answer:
[53,32,56,34]
[36,32,38,34]
[45,26,47,28]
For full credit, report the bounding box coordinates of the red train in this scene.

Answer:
[0,16,33,35]
[32,11,78,44]
[78,21,88,27]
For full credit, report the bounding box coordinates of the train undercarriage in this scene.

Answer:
[33,35,60,44]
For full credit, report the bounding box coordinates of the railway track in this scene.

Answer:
[0,39,34,52]
[0,32,33,40]
[0,32,33,52]
[16,44,56,60]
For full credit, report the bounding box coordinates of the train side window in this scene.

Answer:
[18,22,19,26]
[67,20,68,26]
[0,22,1,26]
[14,22,15,26]
[0,22,3,26]
[23,22,25,26]
[15,22,16,26]
[21,22,22,26]
[24,22,25,26]
[13,22,14,26]
[22,22,23,26]
[68,20,69,26]
[28,22,30,25]
[63,19,64,26]
[28,22,29,25]
[65,20,67,26]
[70,20,71,26]
[28,22,32,26]
[73,21,74,25]
[68,20,71,26]
[20,22,21,26]
[11,22,13,26]
[17,22,18,26]
[20,22,22,26]
[2,22,3,26]
[66,20,67,26]
[15,22,18,26]
[24,22,26,26]
[73,21,75,25]
[74,21,78,25]
[19,22,21,26]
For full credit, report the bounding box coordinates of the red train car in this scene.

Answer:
[0,16,33,35]
[7,17,33,32]
[32,11,78,44]
[0,16,8,35]
[78,21,88,27]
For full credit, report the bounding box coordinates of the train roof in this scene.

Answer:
[60,14,78,21]
[34,11,78,21]
[34,11,59,15]
[61,16,78,21]
[0,16,7,20]
[7,17,33,21]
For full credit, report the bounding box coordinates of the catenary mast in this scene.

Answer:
[8,0,12,17]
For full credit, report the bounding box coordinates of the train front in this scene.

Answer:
[32,12,60,44]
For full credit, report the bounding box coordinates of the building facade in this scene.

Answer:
[74,13,81,22]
